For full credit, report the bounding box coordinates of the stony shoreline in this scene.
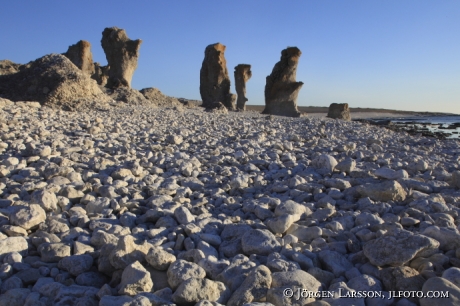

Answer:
[1,102,460,305]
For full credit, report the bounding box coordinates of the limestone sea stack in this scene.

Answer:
[234,64,252,111]
[327,103,351,121]
[92,62,110,86]
[263,47,303,117]
[63,40,95,76]
[101,27,142,88]
[199,43,236,110]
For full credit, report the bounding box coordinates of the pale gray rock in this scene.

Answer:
[58,254,93,276]
[216,254,257,292]
[174,206,195,224]
[271,270,321,291]
[266,214,299,234]
[172,277,230,305]
[29,190,58,212]
[99,295,150,306]
[109,235,152,270]
[118,261,153,296]
[323,281,365,306]
[420,277,460,306]
[335,158,356,173]
[312,154,338,175]
[374,168,408,180]
[267,270,322,305]
[9,204,46,230]
[379,266,425,296]
[86,197,111,214]
[146,247,176,271]
[442,267,460,288]
[167,259,206,290]
[274,200,306,216]
[363,230,438,266]
[347,274,382,292]
[285,225,322,243]
[227,265,272,306]
[318,250,353,277]
[266,252,300,272]
[75,271,108,288]
[198,257,230,280]
[241,229,281,256]
[0,237,28,261]
[422,226,460,251]
[356,180,407,202]
[38,243,71,263]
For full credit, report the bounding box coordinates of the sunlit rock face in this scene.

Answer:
[101,27,142,88]
[63,40,95,76]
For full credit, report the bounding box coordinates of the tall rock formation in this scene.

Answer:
[327,103,351,121]
[263,47,303,117]
[234,64,252,111]
[199,43,236,110]
[63,40,95,76]
[101,27,142,88]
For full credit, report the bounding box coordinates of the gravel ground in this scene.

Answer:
[1,102,460,306]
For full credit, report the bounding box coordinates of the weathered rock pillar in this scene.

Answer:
[327,103,351,121]
[234,64,252,111]
[263,47,303,117]
[63,40,95,76]
[199,43,235,110]
[101,27,142,88]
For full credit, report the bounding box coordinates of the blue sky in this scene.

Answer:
[1,1,459,113]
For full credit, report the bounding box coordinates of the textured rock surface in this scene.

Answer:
[327,103,351,121]
[363,229,438,266]
[234,64,252,111]
[63,40,95,76]
[0,99,459,304]
[140,87,184,108]
[118,261,153,296]
[263,47,303,117]
[227,265,272,306]
[199,43,235,109]
[420,277,460,306]
[0,59,23,75]
[0,54,111,110]
[101,27,142,88]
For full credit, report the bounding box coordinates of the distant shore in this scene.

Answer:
[245,105,458,118]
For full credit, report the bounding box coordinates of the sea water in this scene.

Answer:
[390,115,460,139]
